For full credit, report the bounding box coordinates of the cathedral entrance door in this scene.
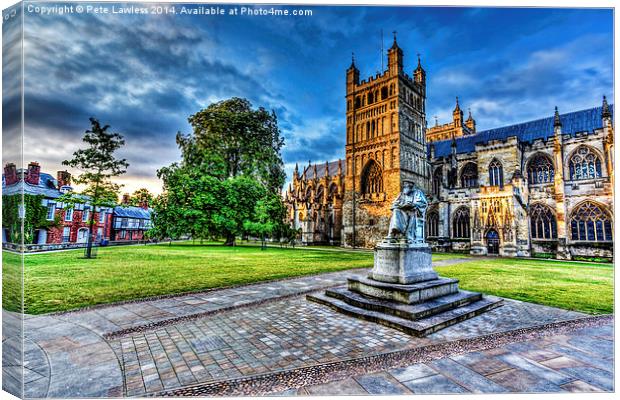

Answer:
[486,229,500,255]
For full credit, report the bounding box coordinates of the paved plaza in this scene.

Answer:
[2,260,614,398]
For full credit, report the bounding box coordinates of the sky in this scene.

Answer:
[2,3,614,195]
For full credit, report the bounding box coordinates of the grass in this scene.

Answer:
[5,242,375,314]
[1,243,613,315]
[435,257,613,315]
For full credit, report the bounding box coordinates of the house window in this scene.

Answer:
[569,146,602,181]
[62,227,71,242]
[460,163,478,188]
[65,208,73,222]
[527,154,554,184]
[46,203,56,221]
[99,210,106,223]
[570,201,612,242]
[489,159,503,187]
[530,203,557,239]
[82,207,90,222]
[427,211,439,237]
[452,207,470,238]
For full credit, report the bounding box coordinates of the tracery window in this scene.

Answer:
[460,163,478,188]
[452,207,470,238]
[570,201,612,241]
[427,211,439,237]
[527,154,555,184]
[489,159,503,187]
[361,160,383,195]
[315,185,324,202]
[432,168,442,197]
[569,146,602,181]
[530,203,557,239]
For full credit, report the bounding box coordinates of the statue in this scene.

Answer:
[386,181,428,244]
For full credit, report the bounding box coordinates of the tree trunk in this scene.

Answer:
[224,232,236,246]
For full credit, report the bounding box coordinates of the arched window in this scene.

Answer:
[460,163,478,188]
[367,92,374,104]
[489,159,503,187]
[427,211,439,237]
[432,168,442,197]
[381,86,388,100]
[355,96,361,108]
[328,183,338,200]
[569,146,602,181]
[316,185,324,202]
[361,160,383,195]
[527,154,555,184]
[452,207,470,238]
[570,202,612,241]
[530,203,557,239]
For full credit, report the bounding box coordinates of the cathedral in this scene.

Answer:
[285,37,614,261]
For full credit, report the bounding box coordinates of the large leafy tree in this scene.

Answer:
[155,98,287,246]
[62,118,128,258]
[129,188,154,207]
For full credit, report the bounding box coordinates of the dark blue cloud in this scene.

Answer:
[18,4,613,193]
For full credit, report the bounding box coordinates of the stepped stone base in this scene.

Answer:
[307,290,503,337]
[307,241,503,337]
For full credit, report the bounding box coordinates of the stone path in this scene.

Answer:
[1,259,613,398]
[283,322,614,395]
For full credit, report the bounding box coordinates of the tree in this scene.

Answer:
[129,188,154,207]
[155,98,288,246]
[177,97,285,192]
[62,118,128,258]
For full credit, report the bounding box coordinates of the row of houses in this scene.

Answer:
[2,162,153,251]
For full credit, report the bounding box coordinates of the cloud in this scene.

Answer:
[13,6,612,195]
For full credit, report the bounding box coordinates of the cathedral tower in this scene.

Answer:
[343,35,429,247]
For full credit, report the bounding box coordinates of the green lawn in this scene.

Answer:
[1,243,613,315]
[436,258,613,315]
[5,243,376,314]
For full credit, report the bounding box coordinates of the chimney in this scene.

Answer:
[121,193,130,205]
[4,163,18,185]
[25,162,41,185]
[138,198,149,210]
[57,170,72,188]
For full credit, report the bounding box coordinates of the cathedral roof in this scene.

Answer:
[430,104,613,158]
[301,159,345,179]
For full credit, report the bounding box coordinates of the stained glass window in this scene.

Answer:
[460,163,478,188]
[489,159,503,187]
[452,207,470,238]
[569,146,602,181]
[432,168,442,197]
[427,211,439,237]
[527,154,555,184]
[361,160,383,195]
[530,203,557,239]
[570,201,612,241]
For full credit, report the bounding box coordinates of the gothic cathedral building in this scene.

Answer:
[285,38,614,260]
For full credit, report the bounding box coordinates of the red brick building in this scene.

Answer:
[2,162,151,250]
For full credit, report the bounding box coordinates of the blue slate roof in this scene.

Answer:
[430,105,613,158]
[2,172,62,198]
[113,205,152,219]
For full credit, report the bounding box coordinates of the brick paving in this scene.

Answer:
[1,259,613,397]
[285,322,614,395]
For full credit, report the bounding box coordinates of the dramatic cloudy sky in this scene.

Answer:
[4,3,614,194]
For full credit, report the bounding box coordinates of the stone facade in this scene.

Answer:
[426,97,476,142]
[284,160,346,245]
[341,35,430,248]
[286,39,614,260]
[427,100,614,260]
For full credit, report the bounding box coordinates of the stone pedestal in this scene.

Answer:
[370,241,437,284]
[308,238,502,337]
